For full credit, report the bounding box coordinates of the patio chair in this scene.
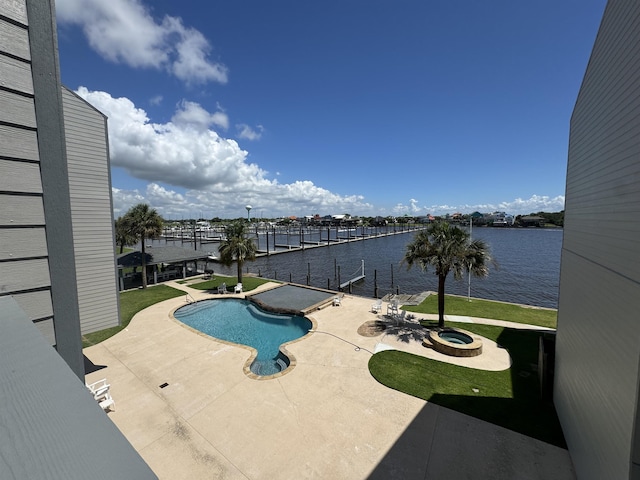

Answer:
[371,299,382,313]
[86,378,115,412]
[234,283,243,293]
[217,282,227,294]
[387,300,398,316]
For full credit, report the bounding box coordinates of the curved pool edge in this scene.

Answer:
[169,299,317,380]
[428,327,483,357]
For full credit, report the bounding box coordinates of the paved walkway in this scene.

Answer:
[84,281,575,479]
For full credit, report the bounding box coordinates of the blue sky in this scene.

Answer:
[55,0,606,219]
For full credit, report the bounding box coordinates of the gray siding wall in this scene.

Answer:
[62,87,120,334]
[0,1,54,336]
[555,1,640,479]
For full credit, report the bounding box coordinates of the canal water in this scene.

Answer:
[159,227,563,308]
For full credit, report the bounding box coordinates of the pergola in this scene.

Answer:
[116,246,212,290]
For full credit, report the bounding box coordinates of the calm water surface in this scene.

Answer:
[161,227,563,308]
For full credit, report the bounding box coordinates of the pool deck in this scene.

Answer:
[84,281,575,479]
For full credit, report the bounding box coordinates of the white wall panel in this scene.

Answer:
[0,19,29,60]
[0,195,45,226]
[0,0,28,25]
[556,1,640,479]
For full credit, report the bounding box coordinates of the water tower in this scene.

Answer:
[246,205,252,222]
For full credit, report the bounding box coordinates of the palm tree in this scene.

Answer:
[218,221,257,285]
[124,203,164,289]
[114,216,137,254]
[403,221,491,328]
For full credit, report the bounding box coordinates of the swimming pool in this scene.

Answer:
[174,299,312,376]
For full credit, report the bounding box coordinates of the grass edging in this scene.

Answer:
[188,275,275,292]
[82,285,185,348]
[403,294,557,329]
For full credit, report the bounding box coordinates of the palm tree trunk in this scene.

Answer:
[237,260,243,285]
[437,274,446,328]
[141,237,148,289]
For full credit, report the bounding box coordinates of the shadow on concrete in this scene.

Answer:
[367,326,573,479]
[83,354,107,375]
[367,402,575,480]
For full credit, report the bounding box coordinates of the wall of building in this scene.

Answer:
[555,1,640,478]
[0,1,55,342]
[62,87,120,335]
[0,0,83,377]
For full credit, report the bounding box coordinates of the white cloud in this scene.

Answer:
[236,124,264,141]
[149,95,163,106]
[425,195,565,216]
[111,187,146,217]
[172,100,229,131]
[76,87,372,217]
[56,0,227,85]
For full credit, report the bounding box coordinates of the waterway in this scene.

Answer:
[159,226,563,309]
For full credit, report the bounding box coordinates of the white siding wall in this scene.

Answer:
[0,0,54,340]
[62,87,120,334]
[555,1,640,479]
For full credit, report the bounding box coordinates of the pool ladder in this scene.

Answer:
[185,293,196,303]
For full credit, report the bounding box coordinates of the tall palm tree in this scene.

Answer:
[124,203,164,289]
[403,221,491,328]
[114,215,137,254]
[218,221,257,285]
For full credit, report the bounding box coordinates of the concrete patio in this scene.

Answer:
[83,281,575,479]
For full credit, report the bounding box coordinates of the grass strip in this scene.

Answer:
[82,285,185,348]
[403,294,557,329]
[188,275,275,292]
[369,323,565,447]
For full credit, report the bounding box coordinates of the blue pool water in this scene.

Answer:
[174,299,312,376]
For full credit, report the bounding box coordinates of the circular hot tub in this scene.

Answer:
[428,327,483,357]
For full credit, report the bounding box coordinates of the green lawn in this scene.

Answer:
[188,274,275,292]
[82,285,185,348]
[403,294,557,329]
[369,323,564,447]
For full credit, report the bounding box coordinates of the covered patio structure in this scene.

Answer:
[116,246,212,290]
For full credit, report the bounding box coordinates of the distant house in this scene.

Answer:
[372,216,388,226]
[489,211,514,227]
[519,215,545,227]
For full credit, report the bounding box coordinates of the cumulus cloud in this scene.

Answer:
[236,124,264,141]
[172,100,229,131]
[75,87,372,217]
[56,0,227,85]
[425,195,565,216]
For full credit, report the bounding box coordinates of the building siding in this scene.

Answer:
[62,87,120,335]
[0,53,33,94]
[0,90,36,127]
[1,0,27,24]
[0,18,30,59]
[555,1,640,479]
[0,159,42,193]
[0,2,53,333]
